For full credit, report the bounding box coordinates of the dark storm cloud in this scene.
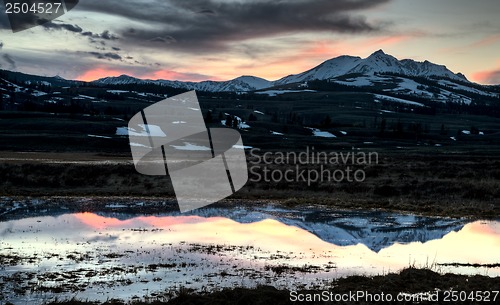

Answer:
[0,11,9,30]
[197,9,217,16]
[42,21,83,33]
[77,0,391,52]
[149,36,177,44]
[82,30,119,42]
[100,30,119,40]
[87,51,122,61]
[2,48,157,79]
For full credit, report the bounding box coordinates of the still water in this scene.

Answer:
[0,204,499,304]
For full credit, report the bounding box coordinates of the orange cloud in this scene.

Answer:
[361,34,413,49]
[234,40,346,80]
[76,67,128,82]
[471,34,500,48]
[440,34,500,54]
[238,35,415,81]
[74,34,417,83]
[75,66,220,82]
[143,70,220,82]
[472,69,500,85]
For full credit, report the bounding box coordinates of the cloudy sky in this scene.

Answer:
[0,0,499,84]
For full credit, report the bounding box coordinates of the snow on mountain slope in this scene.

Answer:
[95,75,144,85]
[255,89,317,97]
[332,74,493,104]
[194,76,273,92]
[276,50,468,86]
[231,76,274,90]
[0,77,48,96]
[348,50,405,75]
[399,59,460,80]
[94,75,273,92]
[334,74,394,87]
[437,79,497,96]
[274,55,362,85]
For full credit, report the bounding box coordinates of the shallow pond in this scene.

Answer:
[0,203,499,304]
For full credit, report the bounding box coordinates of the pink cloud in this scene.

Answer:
[237,34,416,80]
[472,69,500,85]
[471,34,500,48]
[76,67,128,82]
[144,70,219,82]
[75,66,218,82]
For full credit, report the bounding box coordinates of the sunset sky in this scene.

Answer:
[0,0,499,84]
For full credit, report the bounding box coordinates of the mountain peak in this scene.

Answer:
[366,49,397,62]
[117,74,136,79]
[371,49,386,56]
[94,74,146,85]
[276,50,468,84]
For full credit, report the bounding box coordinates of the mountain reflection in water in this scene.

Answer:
[0,205,499,304]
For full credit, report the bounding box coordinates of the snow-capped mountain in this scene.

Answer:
[274,55,364,85]
[94,75,273,92]
[93,50,471,92]
[3,50,497,104]
[95,74,143,85]
[275,50,467,85]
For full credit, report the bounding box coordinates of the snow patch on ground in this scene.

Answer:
[88,134,112,139]
[107,90,129,94]
[305,127,336,138]
[116,125,167,137]
[130,142,150,148]
[374,94,425,107]
[170,142,211,151]
[233,145,254,149]
[255,89,317,97]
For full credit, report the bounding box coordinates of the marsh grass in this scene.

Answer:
[38,268,500,305]
[0,152,499,218]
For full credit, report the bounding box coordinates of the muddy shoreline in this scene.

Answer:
[1,151,499,219]
[0,195,497,222]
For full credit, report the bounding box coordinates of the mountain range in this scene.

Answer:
[2,49,499,111]
[93,50,475,92]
